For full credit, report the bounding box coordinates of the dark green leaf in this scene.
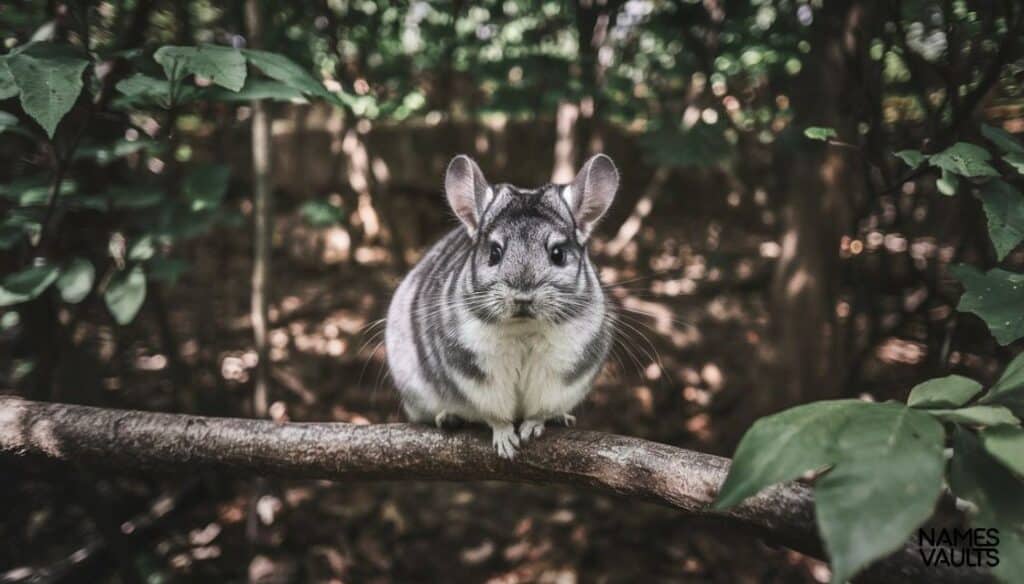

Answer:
[0,264,59,306]
[815,404,945,584]
[907,374,982,408]
[6,43,89,138]
[74,138,162,165]
[55,258,94,303]
[0,111,19,132]
[0,58,18,100]
[714,400,865,509]
[804,126,837,141]
[200,79,306,102]
[128,236,155,261]
[300,200,346,227]
[950,264,1024,345]
[242,49,327,97]
[928,405,1019,427]
[982,124,1024,155]
[949,429,1024,584]
[981,426,1024,477]
[640,125,733,168]
[895,149,926,169]
[154,45,246,92]
[115,74,172,107]
[980,353,1024,414]
[936,168,958,196]
[146,257,189,284]
[929,142,1000,178]
[104,266,146,325]
[1005,152,1024,175]
[978,180,1024,260]
[182,164,230,211]
[106,185,165,210]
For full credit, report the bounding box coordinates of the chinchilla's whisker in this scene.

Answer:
[607,310,669,382]
[614,303,695,331]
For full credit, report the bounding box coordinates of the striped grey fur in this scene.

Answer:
[386,154,618,458]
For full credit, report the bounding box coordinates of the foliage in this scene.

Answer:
[718,114,1024,584]
[0,29,338,328]
[717,353,1024,583]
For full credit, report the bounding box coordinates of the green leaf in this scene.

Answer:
[200,79,306,102]
[146,257,189,284]
[980,353,1024,414]
[928,405,1020,427]
[0,264,59,306]
[936,168,958,196]
[929,142,1000,178]
[128,236,156,261]
[804,126,837,141]
[154,45,246,92]
[105,185,165,209]
[981,425,1024,477]
[0,58,19,100]
[182,164,230,211]
[300,200,346,227]
[949,429,1024,584]
[982,124,1024,155]
[0,111,18,131]
[907,374,982,408]
[978,180,1024,260]
[242,49,327,98]
[6,43,89,138]
[55,258,94,303]
[895,149,926,169]
[950,264,1024,345]
[1005,152,1024,175]
[714,400,865,509]
[639,125,734,168]
[74,137,162,165]
[104,266,146,325]
[815,404,945,584]
[115,74,172,107]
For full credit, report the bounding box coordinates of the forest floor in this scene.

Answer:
[4,183,854,583]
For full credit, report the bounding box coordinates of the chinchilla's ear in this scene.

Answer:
[566,154,618,241]
[445,155,493,236]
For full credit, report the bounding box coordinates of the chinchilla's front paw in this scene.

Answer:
[557,413,576,427]
[491,423,519,459]
[434,410,464,430]
[518,419,545,442]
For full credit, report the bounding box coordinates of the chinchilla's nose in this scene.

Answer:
[513,293,533,308]
[512,293,534,316]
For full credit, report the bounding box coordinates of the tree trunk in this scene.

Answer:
[246,0,272,421]
[769,1,869,408]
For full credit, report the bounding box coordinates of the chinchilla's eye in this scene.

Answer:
[549,244,567,267]
[488,242,503,266]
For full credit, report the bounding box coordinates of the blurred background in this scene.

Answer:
[1,0,1023,582]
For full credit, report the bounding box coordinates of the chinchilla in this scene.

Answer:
[386,154,618,458]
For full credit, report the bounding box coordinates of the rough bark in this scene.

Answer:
[0,397,990,584]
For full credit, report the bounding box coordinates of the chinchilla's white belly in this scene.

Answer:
[452,315,601,423]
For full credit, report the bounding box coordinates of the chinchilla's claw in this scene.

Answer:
[558,413,577,427]
[518,419,546,442]
[492,423,519,459]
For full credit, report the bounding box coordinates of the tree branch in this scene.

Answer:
[0,397,991,584]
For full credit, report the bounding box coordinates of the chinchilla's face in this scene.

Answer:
[443,154,619,325]
[466,185,589,324]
